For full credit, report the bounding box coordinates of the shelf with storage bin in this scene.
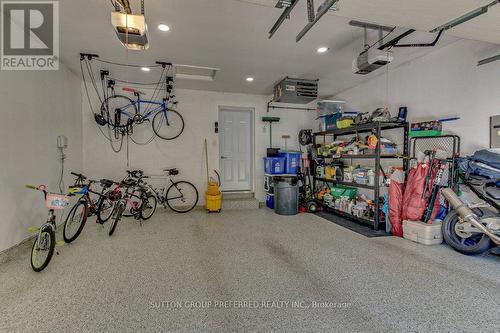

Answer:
[315,121,407,137]
[315,178,375,190]
[322,205,374,225]
[316,154,408,160]
[312,121,409,230]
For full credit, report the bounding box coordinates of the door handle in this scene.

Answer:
[221,156,227,159]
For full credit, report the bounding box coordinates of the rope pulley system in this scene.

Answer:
[79,53,180,155]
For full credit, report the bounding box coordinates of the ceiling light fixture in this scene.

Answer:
[317,47,329,53]
[246,77,255,82]
[158,24,170,32]
[141,67,151,72]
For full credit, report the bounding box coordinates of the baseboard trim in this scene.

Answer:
[0,234,36,266]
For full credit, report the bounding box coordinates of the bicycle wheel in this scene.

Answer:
[63,201,88,243]
[109,201,124,236]
[152,109,184,140]
[31,226,55,272]
[97,197,115,223]
[100,95,138,128]
[140,194,157,220]
[166,181,199,213]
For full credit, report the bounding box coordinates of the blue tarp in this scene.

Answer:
[459,149,500,179]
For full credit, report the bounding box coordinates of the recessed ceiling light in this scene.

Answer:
[141,67,151,72]
[317,47,329,53]
[246,77,254,82]
[158,24,170,32]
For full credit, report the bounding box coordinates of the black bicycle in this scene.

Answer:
[62,173,116,243]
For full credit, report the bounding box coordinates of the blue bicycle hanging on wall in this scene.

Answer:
[99,76,184,141]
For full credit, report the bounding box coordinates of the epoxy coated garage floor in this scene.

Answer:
[1,209,499,333]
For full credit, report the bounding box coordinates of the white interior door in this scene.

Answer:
[219,108,252,192]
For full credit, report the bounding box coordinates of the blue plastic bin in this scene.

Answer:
[319,112,342,131]
[266,194,274,209]
[264,157,286,174]
[279,151,302,174]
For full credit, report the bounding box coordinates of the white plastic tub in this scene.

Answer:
[403,220,443,245]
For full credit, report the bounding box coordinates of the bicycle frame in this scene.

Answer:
[112,184,141,214]
[119,96,171,123]
[37,210,56,248]
[27,185,58,249]
[142,174,178,204]
[85,182,112,213]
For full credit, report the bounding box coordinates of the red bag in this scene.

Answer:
[389,179,404,237]
[402,163,428,221]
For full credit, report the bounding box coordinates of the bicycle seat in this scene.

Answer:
[122,87,146,96]
[100,179,114,188]
[163,168,179,176]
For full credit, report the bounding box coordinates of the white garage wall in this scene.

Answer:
[333,39,500,154]
[82,88,313,203]
[0,64,83,253]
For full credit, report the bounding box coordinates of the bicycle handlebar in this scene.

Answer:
[71,172,84,177]
[26,185,47,198]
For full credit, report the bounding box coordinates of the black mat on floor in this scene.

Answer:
[315,212,392,238]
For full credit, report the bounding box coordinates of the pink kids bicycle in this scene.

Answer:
[25,185,70,272]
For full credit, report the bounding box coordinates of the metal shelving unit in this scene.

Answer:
[312,121,409,230]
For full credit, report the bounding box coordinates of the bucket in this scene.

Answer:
[274,181,299,215]
[206,193,222,212]
[207,181,221,196]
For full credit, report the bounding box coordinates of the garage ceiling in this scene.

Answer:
[333,0,500,44]
[58,0,498,97]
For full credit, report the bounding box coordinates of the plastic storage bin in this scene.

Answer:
[266,194,274,209]
[317,100,345,116]
[279,151,302,174]
[264,157,286,174]
[330,185,357,199]
[319,113,342,131]
[409,130,443,138]
[403,220,443,245]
